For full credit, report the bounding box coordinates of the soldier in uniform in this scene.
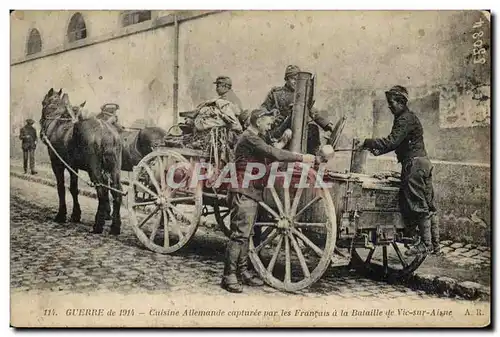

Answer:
[19,119,38,175]
[360,85,441,256]
[221,108,319,293]
[213,76,249,126]
[260,65,336,152]
[99,103,124,131]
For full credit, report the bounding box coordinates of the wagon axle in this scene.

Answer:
[155,196,168,207]
[276,217,292,230]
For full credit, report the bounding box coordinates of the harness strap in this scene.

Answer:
[41,133,128,196]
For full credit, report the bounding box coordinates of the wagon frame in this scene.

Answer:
[126,72,428,292]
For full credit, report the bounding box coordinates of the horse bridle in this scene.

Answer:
[40,100,78,139]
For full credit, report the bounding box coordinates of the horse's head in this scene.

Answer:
[42,88,62,107]
[62,94,89,121]
[71,100,90,121]
[41,88,63,119]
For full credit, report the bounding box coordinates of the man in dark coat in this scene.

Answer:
[260,65,336,153]
[221,108,318,293]
[19,119,38,174]
[360,85,440,256]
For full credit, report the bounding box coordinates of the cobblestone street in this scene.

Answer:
[10,176,484,304]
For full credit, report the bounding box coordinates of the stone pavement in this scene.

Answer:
[9,160,491,300]
[11,176,446,301]
[10,160,492,271]
[439,241,490,267]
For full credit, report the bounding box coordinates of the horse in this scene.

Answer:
[39,88,124,235]
[94,111,169,172]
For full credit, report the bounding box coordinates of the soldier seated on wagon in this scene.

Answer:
[261,65,337,154]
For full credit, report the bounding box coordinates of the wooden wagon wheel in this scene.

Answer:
[213,203,231,237]
[350,243,427,282]
[128,150,203,254]
[248,164,337,292]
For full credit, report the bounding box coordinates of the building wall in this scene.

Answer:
[11,10,143,61]
[177,10,490,164]
[177,11,472,104]
[11,11,176,163]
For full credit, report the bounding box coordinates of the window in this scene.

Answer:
[121,11,152,27]
[26,28,42,55]
[67,12,87,42]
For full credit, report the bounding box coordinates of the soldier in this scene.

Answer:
[260,65,336,151]
[214,76,242,109]
[359,85,441,256]
[99,103,123,131]
[221,108,319,293]
[213,76,248,126]
[19,119,38,175]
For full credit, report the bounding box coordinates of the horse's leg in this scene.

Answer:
[87,159,106,234]
[92,185,107,234]
[51,160,67,223]
[69,169,81,223]
[109,170,123,236]
[104,190,112,221]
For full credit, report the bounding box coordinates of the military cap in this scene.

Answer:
[213,76,232,87]
[249,108,273,126]
[26,118,35,125]
[284,65,301,78]
[385,85,409,102]
[101,103,120,114]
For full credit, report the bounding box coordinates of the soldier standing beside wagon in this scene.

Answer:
[221,108,319,293]
[360,85,441,256]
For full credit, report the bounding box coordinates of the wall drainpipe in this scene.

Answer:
[173,13,180,125]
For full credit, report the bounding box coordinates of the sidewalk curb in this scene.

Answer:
[406,274,490,301]
[10,169,490,301]
[11,171,98,199]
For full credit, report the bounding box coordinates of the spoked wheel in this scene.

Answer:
[249,165,337,292]
[351,241,427,282]
[128,150,203,254]
[213,203,231,237]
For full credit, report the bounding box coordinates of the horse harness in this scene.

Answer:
[40,104,128,196]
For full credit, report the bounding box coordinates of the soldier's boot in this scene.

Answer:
[405,216,432,257]
[221,274,242,293]
[238,240,264,287]
[430,213,443,256]
[403,221,419,248]
[221,240,243,293]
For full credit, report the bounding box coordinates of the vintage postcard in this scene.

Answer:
[9,9,491,328]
